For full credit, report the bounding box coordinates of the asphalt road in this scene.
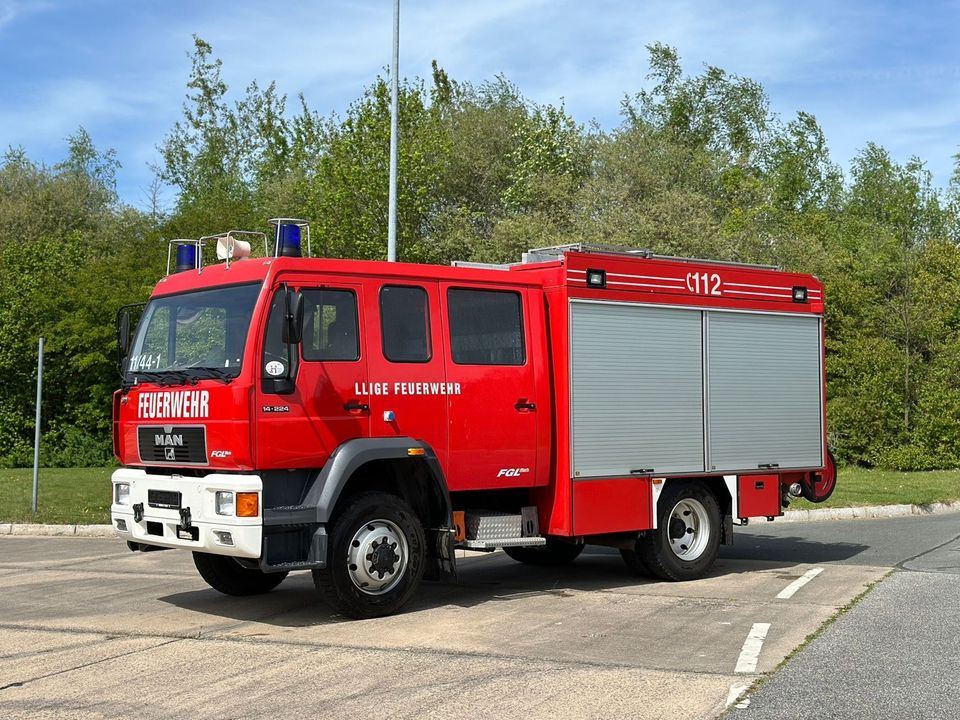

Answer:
[729,513,960,718]
[0,513,957,719]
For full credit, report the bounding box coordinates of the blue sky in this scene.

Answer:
[1,0,958,208]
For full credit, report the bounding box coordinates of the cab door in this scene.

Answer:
[256,281,369,468]
[440,283,540,490]
[362,281,449,468]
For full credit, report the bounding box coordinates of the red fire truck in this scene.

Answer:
[112,219,836,618]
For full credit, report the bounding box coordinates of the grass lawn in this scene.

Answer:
[0,466,958,525]
[0,467,113,524]
[790,466,960,511]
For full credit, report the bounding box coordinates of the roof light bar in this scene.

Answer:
[268,218,311,259]
[166,239,201,275]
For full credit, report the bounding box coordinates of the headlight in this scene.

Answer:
[216,491,235,516]
[115,482,130,506]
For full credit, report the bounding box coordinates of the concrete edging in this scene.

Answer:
[2,501,959,538]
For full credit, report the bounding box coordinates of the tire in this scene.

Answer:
[503,538,584,566]
[312,491,426,619]
[192,552,288,596]
[634,481,721,582]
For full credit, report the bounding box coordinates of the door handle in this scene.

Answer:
[514,401,536,411]
[344,401,370,412]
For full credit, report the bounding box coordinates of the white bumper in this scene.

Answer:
[111,468,262,558]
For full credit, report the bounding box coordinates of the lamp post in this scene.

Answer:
[386,0,400,262]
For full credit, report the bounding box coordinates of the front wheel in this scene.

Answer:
[193,552,288,596]
[313,491,426,619]
[632,481,720,581]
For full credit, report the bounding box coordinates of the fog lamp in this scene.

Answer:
[115,482,130,506]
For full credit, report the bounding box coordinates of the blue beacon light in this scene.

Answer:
[277,223,302,257]
[175,243,197,273]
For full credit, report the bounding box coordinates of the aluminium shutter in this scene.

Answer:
[707,312,823,472]
[570,302,704,477]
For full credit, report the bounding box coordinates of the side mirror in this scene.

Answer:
[119,312,131,355]
[116,303,145,377]
[283,287,304,344]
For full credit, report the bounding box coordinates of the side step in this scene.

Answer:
[455,508,545,550]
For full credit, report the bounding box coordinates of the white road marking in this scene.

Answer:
[725,682,750,708]
[777,567,824,599]
[735,622,771,674]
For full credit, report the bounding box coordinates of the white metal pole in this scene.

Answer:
[386,0,400,262]
[32,337,44,514]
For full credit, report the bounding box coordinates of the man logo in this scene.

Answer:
[164,447,176,461]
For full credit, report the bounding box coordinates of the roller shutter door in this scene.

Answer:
[570,302,704,477]
[707,312,823,471]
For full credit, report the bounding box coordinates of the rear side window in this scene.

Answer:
[302,289,359,361]
[380,285,431,363]
[447,288,525,365]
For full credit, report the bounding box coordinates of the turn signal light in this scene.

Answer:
[407,447,426,456]
[236,492,259,517]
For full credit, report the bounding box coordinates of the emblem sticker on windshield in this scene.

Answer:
[265,361,285,376]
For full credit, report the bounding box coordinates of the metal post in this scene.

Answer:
[32,337,44,514]
[386,0,400,262]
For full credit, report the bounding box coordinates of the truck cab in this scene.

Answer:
[112,221,836,618]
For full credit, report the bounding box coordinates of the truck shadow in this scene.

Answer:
[158,537,868,625]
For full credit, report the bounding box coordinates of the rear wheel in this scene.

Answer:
[192,552,288,596]
[313,491,426,619]
[631,481,720,581]
[503,538,584,566]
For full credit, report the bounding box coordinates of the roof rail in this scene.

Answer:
[523,243,779,271]
[450,260,516,270]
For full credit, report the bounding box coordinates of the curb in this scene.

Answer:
[2,501,959,538]
[0,524,114,538]
[779,500,960,523]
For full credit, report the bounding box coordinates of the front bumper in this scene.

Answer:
[111,468,262,558]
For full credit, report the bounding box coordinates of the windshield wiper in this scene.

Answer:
[123,370,198,390]
[185,367,235,385]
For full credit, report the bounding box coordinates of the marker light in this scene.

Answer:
[236,492,259,517]
[586,269,607,288]
[277,224,302,257]
[792,286,808,303]
[115,482,131,506]
[175,244,197,273]
[215,491,235,516]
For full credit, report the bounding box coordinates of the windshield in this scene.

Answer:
[125,282,262,384]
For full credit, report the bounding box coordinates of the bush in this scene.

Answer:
[869,444,958,472]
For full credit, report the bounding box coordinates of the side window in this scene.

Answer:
[380,285,431,363]
[302,289,359,361]
[448,288,525,365]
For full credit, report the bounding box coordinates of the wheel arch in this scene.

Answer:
[305,437,452,528]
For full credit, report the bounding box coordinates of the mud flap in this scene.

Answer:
[425,527,457,582]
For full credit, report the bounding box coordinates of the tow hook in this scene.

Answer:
[133,503,144,523]
[179,507,192,531]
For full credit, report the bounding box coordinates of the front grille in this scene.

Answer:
[137,425,207,465]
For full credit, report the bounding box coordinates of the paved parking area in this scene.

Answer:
[0,531,890,719]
